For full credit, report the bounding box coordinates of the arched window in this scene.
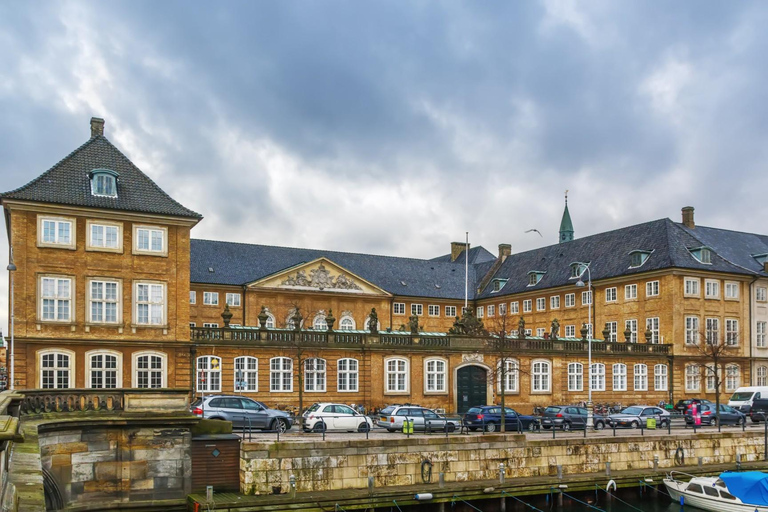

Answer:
[39,349,74,389]
[304,358,326,392]
[337,358,359,392]
[634,364,648,391]
[133,351,166,388]
[286,311,304,329]
[590,363,605,392]
[270,357,293,392]
[612,363,627,391]
[497,359,518,393]
[726,364,740,391]
[235,356,258,392]
[197,356,221,392]
[568,363,583,391]
[758,366,768,387]
[425,358,448,393]
[385,357,409,393]
[685,364,700,392]
[654,364,668,391]
[90,169,118,197]
[531,360,551,392]
[312,314,327,331]
[87,350,122,389]
[339,316,355,330]
[258,311,275,329]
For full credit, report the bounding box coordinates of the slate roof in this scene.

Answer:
[430,245,496,265]
[1,136,202,219]
[191,239,480,300]
[475,218,760,299]
[678,224,768,275]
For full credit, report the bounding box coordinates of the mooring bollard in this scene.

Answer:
[368,476,374,494]
[654,455,659,471]
[439,472,445,488]
[605,462,611,477]
[499,462,505,484]
[289,475,296,498]
[698,456,703,468]
[736,453,742,470]
[557,465,563,480]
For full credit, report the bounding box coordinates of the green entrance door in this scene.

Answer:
[457,365,488,414]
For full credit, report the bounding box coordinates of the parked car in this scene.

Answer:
[674,398,712,413]
[540,405,607,430]
[685,403,747,426]
[606,406,671,429]
[749,398,768,423]
[302,403,373,432]
[462,406,540,432]
[376,405,458,432]
[728,386,768,413]
[191,395,293,432]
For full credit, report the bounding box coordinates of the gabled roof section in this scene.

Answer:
[677,224,768,275]
[1,136,202,219]
[430,245,496,265]
[192,239,480,300]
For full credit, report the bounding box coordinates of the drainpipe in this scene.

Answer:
[749,276,760,384]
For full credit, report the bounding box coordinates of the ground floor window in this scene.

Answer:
[337,358,359,392]
[634,364,648,391]
[757,366,768,387]
[88,351,120,389]
[270,357,293,392]
[235,356,258,392]
[40,350,73,389]
[612,363,627,391]
[304,358,326,392]
[686,364,700,392]
[725,364,740,392]
[426,358,447,393]
[134,351,166,388]
[654,364,668,391]
[568,363,583,391]
[591,363,605,391]
[197,356,221,392]
[385,358,408,392]
[531,360,551,392]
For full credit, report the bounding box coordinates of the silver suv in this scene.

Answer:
[192,395,293,432]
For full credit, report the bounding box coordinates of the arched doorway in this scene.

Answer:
[456,365,488,414]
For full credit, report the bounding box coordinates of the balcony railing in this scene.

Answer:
[18,388,192,416]
[190,326,671,355]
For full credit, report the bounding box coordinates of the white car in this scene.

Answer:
[302,403,373,433]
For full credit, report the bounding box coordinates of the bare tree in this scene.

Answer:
[693,325,738,426]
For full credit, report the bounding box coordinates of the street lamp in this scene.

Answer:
[7,262,16,391]
[574,262,592,427]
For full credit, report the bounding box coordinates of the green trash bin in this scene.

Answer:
[403,419,414,434]
[646,418,656,429]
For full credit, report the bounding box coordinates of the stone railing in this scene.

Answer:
[190,327,671,355]
[19,388,191,416]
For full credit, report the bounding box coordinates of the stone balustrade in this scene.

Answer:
[19,389,191,416]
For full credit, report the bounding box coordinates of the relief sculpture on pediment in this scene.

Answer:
[280,263,363,291]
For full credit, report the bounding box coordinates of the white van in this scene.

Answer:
[728,386,768,412]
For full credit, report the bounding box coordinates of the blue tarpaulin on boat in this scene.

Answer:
[720,472,768,506]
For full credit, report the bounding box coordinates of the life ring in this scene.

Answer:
[674,446,685,466]
[606,480,617,492]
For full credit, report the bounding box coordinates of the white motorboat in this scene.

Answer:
[663,471,768,512]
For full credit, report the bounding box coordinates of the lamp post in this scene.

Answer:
[575,263,592,427]
[7,262,16,391]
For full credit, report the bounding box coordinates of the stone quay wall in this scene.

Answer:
[241,431,766,494]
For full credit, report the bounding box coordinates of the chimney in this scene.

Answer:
[90,117,105,138]
[681,206,695,229]
[764,261,768,273]
[498,243,512,263]
[451,242,467,262]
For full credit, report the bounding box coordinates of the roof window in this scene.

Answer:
[753,253,768,265]
[629,250,652,269]
[569,262,589,279]
[527,271,545,286]
[689,246,712,265]
[492,279,508,292]
[90,169,118,198]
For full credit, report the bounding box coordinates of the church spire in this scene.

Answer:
[559,190,574,243]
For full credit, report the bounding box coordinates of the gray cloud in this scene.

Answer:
[2,0,768,332]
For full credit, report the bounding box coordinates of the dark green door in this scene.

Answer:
[457,366,487,414]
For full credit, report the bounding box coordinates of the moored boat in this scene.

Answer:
[663,471,768,512]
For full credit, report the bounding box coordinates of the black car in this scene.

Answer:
[749,398,768,423]
[540,405,607,430]
[685,403,746,426]
[462,406,540,432]
[674,398,712,413]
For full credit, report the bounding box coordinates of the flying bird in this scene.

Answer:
[525,229,543,238]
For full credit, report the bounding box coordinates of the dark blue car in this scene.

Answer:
[462,406,540,432]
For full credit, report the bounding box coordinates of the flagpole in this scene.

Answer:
[464,232,468,311]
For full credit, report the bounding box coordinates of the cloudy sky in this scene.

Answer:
[2,1,768,332]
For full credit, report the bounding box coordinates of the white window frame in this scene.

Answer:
[564,293,575,308]
[197,355,222,392]
[633,364,648,391]
[725,282,739,300]
[258,311,276,329]
[705,279,720,299]
[487,305,495,317]
[411,304,423,316]
[337,358,359,392]
[654,364,668,391]
[757,287,768,302]
[270,357,293,392]
[531,359,551,393]
[425,358,448,393]
[686,364,700,392]
[726,318,739,346]
[625,319,638,343]
[536,298,546,311]
[445,306,457,317]
[705,317,720,345]
[550,296,560,310]
[725,364,740,392]
[684,277,700,297]
[565,325,576,337]
[510,301,519,314]
[523,300,532,313]
[393,303,405,315]
[133,281,166,327]
[497,358,519,393]
[590,363,605,392]
[612,363,627,391]
[385,357,409,394]
[605,287,617,303]
[705,364,718,392]
[428,305,440,317]
[646,280,660,297]
[132,224,168,256]
[312,314,328,331]
[37,215,76,250]
[582,291,592,306]
[646,317,660,344]
[132,350,167,388]
[757,321,767,348]
[339,316,355,330]
[203,292,219,306]
[39,275,74,323]
[536,328,546,337]
[233,356,258,392]
[499,303,507,316]
[568,362,583,391]
[477,306,484,318]
[86,349,123,389]
[304,358,327,392]
[625,284,637,300]
[606,321,617,343]
[757,366,768,387]
[87,278,121,325]
[685,316,700,345]
[38,348,75,389]
[91,172,117,197]
[226,293,241,307]
[203,322,219,328]
[86,219,122,253]
[190,291,196,304]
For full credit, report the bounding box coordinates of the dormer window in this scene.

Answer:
[90,169,118,198]
[753,254,768,266]
[689,246,713,265]
[569,262,589,279]
[629,250,652,269]
[527,271,545,286]
[492,279,508,292]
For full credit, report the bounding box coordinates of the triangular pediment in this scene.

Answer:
[247,258,391,296]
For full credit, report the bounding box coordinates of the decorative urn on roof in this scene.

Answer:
[325,309,336,331]
[258,306,269,331]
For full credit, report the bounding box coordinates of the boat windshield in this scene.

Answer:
[730,391,755,401]
[714,478,726,488]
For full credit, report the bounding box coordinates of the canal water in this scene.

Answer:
[377,485,694,511]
